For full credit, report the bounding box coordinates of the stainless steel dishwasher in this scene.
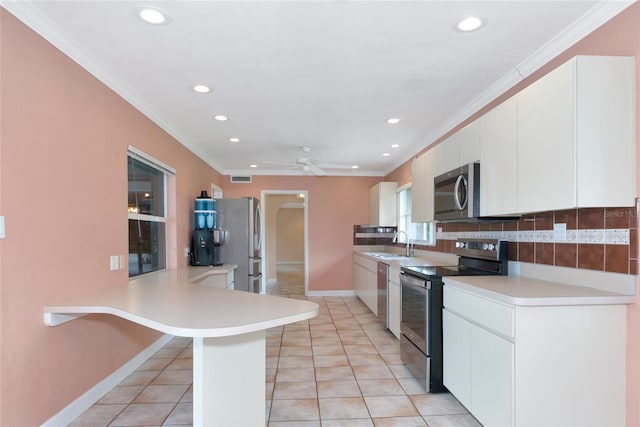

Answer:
[377,262,389,328]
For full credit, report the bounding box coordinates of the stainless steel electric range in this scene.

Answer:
[400,238,508,392]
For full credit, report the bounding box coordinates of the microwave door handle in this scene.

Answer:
[453,174,468,211]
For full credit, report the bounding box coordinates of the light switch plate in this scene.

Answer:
[553,223,567,241]
[110,255,119,271]
[0,216,4,239]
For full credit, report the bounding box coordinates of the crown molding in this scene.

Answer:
[1,1,225,174]
[401,0,635,169]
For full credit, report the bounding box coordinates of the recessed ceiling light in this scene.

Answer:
[137,7,170,25]
[386,118,401,124]
[214,115,228,121]
[351,165,359,169]
[457,16,484,32]
[249,164,258,168]
[391,144,400,148]
[192,84,210,94]
[383,153,390,157]
[229,138,240,143]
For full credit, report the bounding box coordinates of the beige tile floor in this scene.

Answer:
[69,265,480,426]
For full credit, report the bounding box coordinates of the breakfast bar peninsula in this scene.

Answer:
[43,267,319,426]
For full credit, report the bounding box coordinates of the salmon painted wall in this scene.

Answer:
[277,208,305,263]
[222,175,379,292]
[385,3,640,423]
[0,10,223,425]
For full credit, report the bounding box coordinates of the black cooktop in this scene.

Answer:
[401,264,498,280]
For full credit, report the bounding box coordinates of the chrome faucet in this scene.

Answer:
[392,230,413,257]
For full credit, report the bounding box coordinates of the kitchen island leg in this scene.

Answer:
[193,330,266,426]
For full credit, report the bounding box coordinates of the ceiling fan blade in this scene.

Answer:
[318,163,356,170]
[262,160,297,167]
[308,164,326,176]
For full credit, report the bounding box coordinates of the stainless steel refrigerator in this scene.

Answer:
[216,197,262,292]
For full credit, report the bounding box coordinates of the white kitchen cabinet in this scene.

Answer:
[387,266,401,339]
[429,137,459,178]
[369,182,398,226]
[411,151,434,222]
[193,270,235,290]
[479,96,518,216]
[470,323,513,427]
[517,55,635,213]
[443,284,625,427]
[431,120,480,178]
[353,254,377,315]
[442,309,472,409]
[450,120,480,168]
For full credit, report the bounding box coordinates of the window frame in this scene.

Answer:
[127,146,174,277]
[396,182,435,246]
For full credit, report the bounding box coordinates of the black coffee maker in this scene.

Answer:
[190,191,217,266]
[191,229,215,266]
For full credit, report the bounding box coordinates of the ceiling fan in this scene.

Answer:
[262,146,353,175]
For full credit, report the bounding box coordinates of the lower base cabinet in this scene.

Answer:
[443,285,625,427]
[388,266,401,338]
[193,270,235,289]
[354,255,377,315]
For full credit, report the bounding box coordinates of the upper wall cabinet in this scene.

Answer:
[411,151,434,222]
[412,121,479,223]
[432,121,481,178]
[369,182,398,226]
[479,96,518,216]
[480,55,635,216]
[517,55,635,213]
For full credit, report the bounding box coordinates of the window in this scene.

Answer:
[397,184,435,245]
[127,147,174,277]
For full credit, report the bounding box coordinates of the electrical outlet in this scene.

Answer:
[110,255,119,271]
[0,216,4,239]
[553,223,567,241]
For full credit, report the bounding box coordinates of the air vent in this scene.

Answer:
[230,175,252,183]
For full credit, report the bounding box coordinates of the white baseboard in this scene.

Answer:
[276,261,304,265]
[41,334,174,427]
[307,290,358,297]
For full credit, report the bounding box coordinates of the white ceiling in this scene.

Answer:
[3,1,633,176]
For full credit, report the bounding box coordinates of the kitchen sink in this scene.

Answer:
[364,252,409,259]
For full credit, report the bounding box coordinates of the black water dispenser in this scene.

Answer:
[190,191,222,266]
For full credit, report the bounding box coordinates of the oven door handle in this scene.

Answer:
[400,273,431,289]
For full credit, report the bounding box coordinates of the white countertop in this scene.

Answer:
[44,267,319,337]
[444,275,636,306]
[354,248,458,267]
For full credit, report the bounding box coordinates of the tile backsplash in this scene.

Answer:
[353,225,397,245]
[402,205,637,275]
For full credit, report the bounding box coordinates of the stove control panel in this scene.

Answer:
[454,239,507,260]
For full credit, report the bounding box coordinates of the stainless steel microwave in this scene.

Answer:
[434,163,480,221]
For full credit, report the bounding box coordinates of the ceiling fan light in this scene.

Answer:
[249,164,258,168]
[386,118,401,124]
[214,115,228,121]
[229,138,240,143]
[351,165,359,169]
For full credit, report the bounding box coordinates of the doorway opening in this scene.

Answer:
[261,190,308,296]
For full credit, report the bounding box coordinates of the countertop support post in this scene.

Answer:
[193,331,266,426]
